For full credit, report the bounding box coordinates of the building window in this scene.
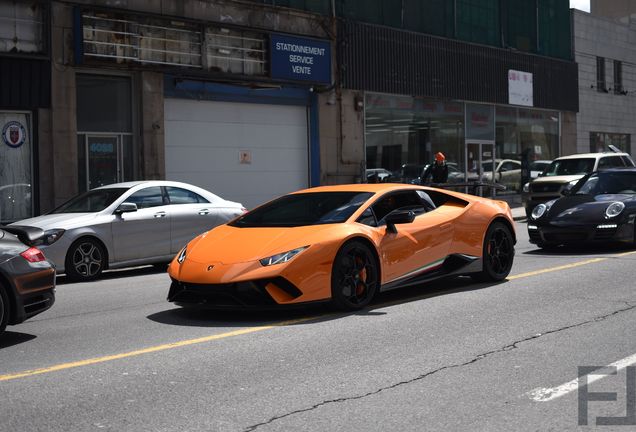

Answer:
[0,1,45,54]
[205,27,266,76]
[590,132,631,154]
[614,60,623,94]
[596,57,606,92]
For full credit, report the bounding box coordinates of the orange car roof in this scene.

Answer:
[293,183,423,194]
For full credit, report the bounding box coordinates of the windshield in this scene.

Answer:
[230,192,374,228]
[52,188,128,213]
[543,158,594,177]
[572,172,636,195]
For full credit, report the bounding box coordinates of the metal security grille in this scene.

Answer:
[339,20,578,112]
[80,12,267,75]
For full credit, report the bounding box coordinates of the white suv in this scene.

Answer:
[521,152,635,217]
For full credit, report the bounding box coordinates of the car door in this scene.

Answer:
[499,161,521,191]
[111,186,172,262]
[165,186,224,254]
[369,190,454,285]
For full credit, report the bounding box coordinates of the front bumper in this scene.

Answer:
[168,277,321,310]
[527,223,634,245]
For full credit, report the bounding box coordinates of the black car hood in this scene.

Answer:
[545,194,636,226]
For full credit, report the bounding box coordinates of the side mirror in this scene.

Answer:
[385,210,416,234]
[561,187,572,196]
[115,202,138,214]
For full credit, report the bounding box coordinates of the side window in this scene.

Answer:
[372,191,429,223]
[166,186,209,204]
[598,157,624,169]
[507,161,520,170]
[356,207,377,227]
[126,187,165,209]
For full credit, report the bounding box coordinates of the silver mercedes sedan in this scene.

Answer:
[11,181,246,281]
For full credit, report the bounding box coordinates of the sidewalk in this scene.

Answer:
[511,206,526,221]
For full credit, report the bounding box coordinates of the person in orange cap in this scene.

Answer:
[421,152,449,184]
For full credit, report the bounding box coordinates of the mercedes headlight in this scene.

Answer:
[522,182,530,193]
[260,246,308,266]
[177,246,187,264]
[605,202,625,218]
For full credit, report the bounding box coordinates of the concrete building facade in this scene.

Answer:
[573,9,636,156]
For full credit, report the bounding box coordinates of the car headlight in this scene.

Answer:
[605,202,625,218]
[522,182,530,193]
[531,204,547,220]
[531,199,557,220]
[177,246,187,264]
[260,246,308,266]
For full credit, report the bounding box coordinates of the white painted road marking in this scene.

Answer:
[529,352,636,402]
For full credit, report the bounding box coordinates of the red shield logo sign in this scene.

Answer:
[2,120,26,148]
[9,126,19,145]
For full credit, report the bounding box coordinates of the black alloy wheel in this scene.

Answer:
[473,222,514,282]
[65,238,106,282]
[0,286,9,335]
[331,241,379,311]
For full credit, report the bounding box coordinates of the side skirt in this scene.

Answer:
[379,254,482,292]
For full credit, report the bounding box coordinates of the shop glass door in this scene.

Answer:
[0,111,33,223]
[86,135,120,189]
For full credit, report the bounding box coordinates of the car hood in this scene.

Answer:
[546,194,635,225]
[532,175,583,184]
[11,213,99,230]
[186,224,340,265]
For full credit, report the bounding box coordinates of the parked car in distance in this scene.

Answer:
[0,225,55,335]
[529,160,552,179]
[528,168,636,248]
[479,159,522,192]
[366,168,394,183]
[522,152,635,217]
[11,181,246,282]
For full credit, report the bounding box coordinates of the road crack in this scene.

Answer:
[243,302,636,432]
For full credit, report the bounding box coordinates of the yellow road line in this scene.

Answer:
[2,250,635,382]
[0,317,319,382]
[508,250,636,280]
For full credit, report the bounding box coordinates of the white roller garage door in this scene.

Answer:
[165,98,309,209]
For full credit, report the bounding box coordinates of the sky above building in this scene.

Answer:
[570,0,590,12]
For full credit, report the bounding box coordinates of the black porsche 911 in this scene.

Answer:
[527,168,636,248]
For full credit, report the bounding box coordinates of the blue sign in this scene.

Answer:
[270,34,331,84]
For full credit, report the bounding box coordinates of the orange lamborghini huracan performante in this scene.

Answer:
[167,184,515,311]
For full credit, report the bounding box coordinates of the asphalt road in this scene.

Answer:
[2,221,636,431]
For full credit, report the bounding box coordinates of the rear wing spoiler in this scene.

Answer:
[0,225,44,246]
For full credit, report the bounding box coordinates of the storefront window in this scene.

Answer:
[590,132,631,154]
[365,93,464,184]
[496,106,559,193]
[365,94,561,196]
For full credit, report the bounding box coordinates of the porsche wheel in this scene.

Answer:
[65,238,106,282]
[331,241,378,311]
[0,285,9,335]
[473,222,514,282]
